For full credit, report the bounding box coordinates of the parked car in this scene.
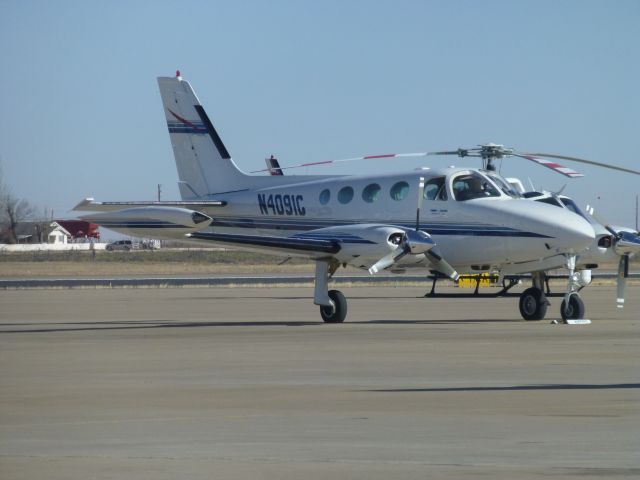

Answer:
[106,240,134,251]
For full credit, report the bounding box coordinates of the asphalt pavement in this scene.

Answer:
[1,285,638,479]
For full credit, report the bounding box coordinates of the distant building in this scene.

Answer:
[13,220,100,244]
[53,220,100,242]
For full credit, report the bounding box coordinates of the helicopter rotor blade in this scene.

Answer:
[249,152,432,173]
[523,153,640,176]
[513,154,583,178]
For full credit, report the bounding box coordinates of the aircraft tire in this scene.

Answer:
[519,287,547,321]
[560,294,585,321]
[320,290,347,323]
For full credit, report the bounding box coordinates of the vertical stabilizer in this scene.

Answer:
[157,73,249,199]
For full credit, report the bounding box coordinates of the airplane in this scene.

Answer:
[74,72,604,323]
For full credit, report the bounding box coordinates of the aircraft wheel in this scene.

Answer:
[320,290,347,323]
[519,287,547,321]
[560,294,585,321]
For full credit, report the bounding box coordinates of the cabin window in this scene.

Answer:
[485,172,521,198]
[452,172,500,201]
[390,181,410,201]
[338,186,354,204]
[319,189,331,205]
[424,177,447,200]
[362,183,382,203]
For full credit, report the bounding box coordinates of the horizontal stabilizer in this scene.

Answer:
[73,198,226,212]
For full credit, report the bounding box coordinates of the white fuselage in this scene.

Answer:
[179,167,594,274]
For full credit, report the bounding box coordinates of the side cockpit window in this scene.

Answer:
[424,177,447,201]
[452,172,500,201]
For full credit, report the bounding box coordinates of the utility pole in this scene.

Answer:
[157,184,162,202]
[636,194,638,231]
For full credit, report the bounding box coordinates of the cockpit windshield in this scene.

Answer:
[485,172,522,198]
[559,197,590,221]
[533,195,591,222]
[452,171,501,201]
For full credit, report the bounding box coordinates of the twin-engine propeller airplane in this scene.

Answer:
[75,72,625,323]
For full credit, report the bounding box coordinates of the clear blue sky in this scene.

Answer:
[1,0,639,230]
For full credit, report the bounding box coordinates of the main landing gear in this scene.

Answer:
[518,271,549,321]
[518,255,589,322]
[314,259,347,323]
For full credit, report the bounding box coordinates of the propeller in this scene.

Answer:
[368,178,459,280]
[585,205,640,309]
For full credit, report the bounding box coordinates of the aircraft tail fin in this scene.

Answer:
[157,72,249,199]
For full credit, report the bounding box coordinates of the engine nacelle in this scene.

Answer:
[81,207,212,238]
[303,224,427,269]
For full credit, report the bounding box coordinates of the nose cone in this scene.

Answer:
[551,209,595,253]
[474,199,595,255]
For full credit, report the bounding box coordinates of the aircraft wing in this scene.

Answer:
[188,231,341,258]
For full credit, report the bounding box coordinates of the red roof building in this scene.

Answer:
[54,220,100,240]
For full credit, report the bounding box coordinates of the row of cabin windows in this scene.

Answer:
[319,178,448,206]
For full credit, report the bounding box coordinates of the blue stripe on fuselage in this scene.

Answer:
[210,217,552,238]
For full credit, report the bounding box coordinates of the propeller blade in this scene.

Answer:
[426,248,459,281]
[416,177,425,231]
[368,250,401,274]
[585,205,619,236]
[616,255,629,309]
[523,153,640,176]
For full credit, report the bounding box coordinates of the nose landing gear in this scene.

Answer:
[561,254,587,321]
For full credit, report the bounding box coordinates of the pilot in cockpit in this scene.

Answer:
[453,173,500,201]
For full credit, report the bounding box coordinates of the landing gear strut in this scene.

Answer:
[314,259,347,323]
[561,254,586,321]
[518,271,549,321]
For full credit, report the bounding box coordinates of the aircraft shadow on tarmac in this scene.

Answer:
[367,383,640,392]
[0,317,523,334]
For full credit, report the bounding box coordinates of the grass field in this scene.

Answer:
[0,249,636,280]
[0,250,317,277]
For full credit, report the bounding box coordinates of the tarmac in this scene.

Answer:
[1,284,639,479]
